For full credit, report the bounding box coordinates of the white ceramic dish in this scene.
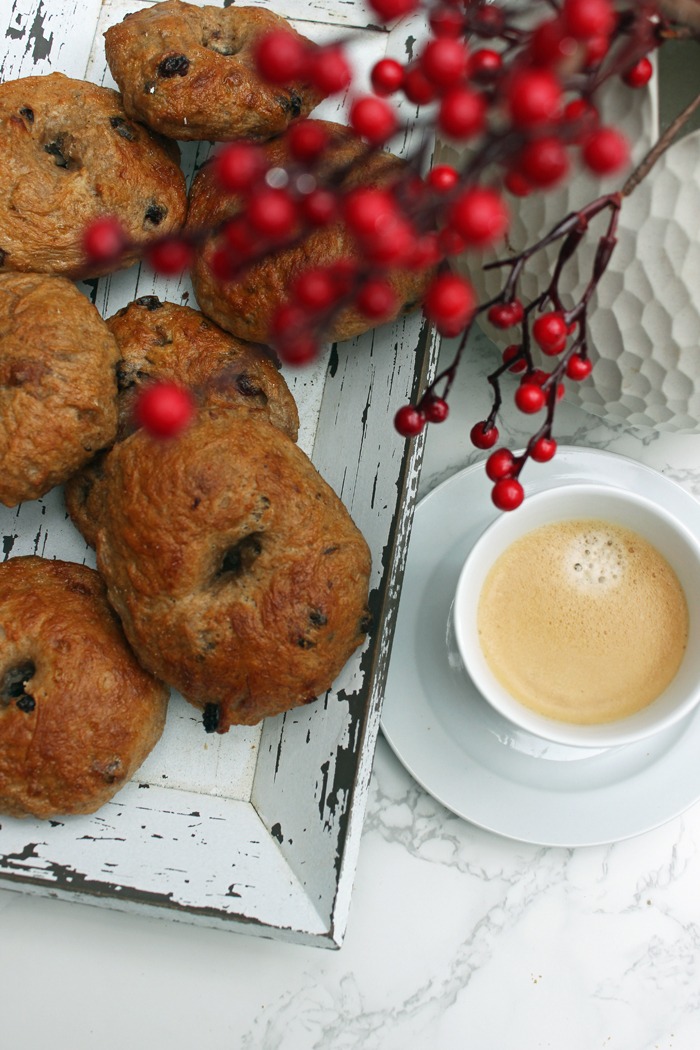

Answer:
[380,448,700,847]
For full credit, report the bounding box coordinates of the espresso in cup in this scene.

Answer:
[453,483,700,749]
[477,518,688,725]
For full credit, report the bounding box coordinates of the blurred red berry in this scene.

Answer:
[507,69,562,127]
[247,187,297,240]
[350,96,398,144]
[288,120,328,162]
[519,136,570,188]
[82,216,125,264]
[423,273,476,336]
[146,238,193,275]
[582,127,629,174]
[504,170,532,197]
[308,46,352,94]
[430,8,465,38]
[368,0,419,20]
[371,58,404,96]
[427,164,459,193]
[355,278,398,320]
[403,66,438,105]
[420,38,469,88]
[255,30,308,83]
[562,0,615,40]
[300,189,337,227]
[213,142,266,194]
[135,382,195,439]
[449,186,509,247]
[469,48,502,81]
[438,86,486,139]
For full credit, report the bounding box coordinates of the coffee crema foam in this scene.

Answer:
[477,518,689,724]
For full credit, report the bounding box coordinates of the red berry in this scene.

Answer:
[530,436,557,462]
[146,238,193,275]
[470,421,499,449]
[407,232,441,270]
[355,278,397,320]
[430,8,465,38]
[423,273,476,337]
[308,46,352,95]
[563,97,599,141]
[438,86,486,139]
[492,477,524,511]
[371,58,404,96]
[394,404,425,437]
[448,187,509,247]
[255,30,307,84]
[209,247,237,281]
[300,188,337,227]
[489,300,524,328]
[364,216,417,265]
[515,382,547,413]
[582,127,629,174]
[213,142,266,194]
[507,69,562,127]
[504,170,532,197]
[287,121,328,162]
[343,187,397,236]
[469,48,502,81]
[562,0,615,40]
[368,0,419,21]
[584,34,610,66]
[422,396,449,423]
[134,382,195,439]
[247,187,297,240]
[420,38,469,88]
[82,216,125,264]
[533,311,568,354]
[519,136,570,188]
[293,268,338,311]
[486,448,515,480]
[427,164,459,193]
[222,217,256,258]
[350,96,398,145]
[502,343,526,372]
[566,353,593,380]
[622,56,653,89]
[403,66,438,106]
[277,333,319,366]
[528,18,577,66]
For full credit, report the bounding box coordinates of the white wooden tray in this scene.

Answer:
[0,0,438,947]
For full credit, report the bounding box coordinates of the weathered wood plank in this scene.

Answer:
[1,0,104,80]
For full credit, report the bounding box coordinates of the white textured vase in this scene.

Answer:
[440,72,700,433]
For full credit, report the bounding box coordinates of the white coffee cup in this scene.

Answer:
[453,483,700,748]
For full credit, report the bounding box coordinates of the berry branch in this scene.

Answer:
[81,0,700,510]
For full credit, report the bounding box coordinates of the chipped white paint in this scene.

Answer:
[0,0,438,946]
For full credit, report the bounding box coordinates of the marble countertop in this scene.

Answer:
[3,329,700,1050]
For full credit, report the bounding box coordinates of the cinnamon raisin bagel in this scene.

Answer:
[0,557,169,819]
[187,120,432,344]
[64,296,299,546]
[94,410,371,731]
[0,72,187,277]
[104,0,326,142]
[0,272,118,507]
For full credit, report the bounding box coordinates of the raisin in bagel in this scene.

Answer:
[0,72,187,277]
[64,296,299,547]
[0,557,169,819]
[94,410,371,731]
[187,120,432,344]
[104,0,326,142]
[0,272,118,507]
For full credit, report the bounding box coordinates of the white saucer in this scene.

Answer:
[380,447,700,847]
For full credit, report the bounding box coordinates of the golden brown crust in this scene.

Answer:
[0,557,169,819]
[64,297,299,546]
[104,0,326,142]
[187,121,432,344]
[95,410,371,731]
[0,273,119,507]
[0,72,187,278]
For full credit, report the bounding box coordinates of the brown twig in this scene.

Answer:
[622,89,700,196]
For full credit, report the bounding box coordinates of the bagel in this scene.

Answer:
[0,272,118,507]
[64,296,299,547]
[0,557,169,819]
[187,120,433,345]
[104,0,326,142]
[0,72,187,278]
[94,410,372,731]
